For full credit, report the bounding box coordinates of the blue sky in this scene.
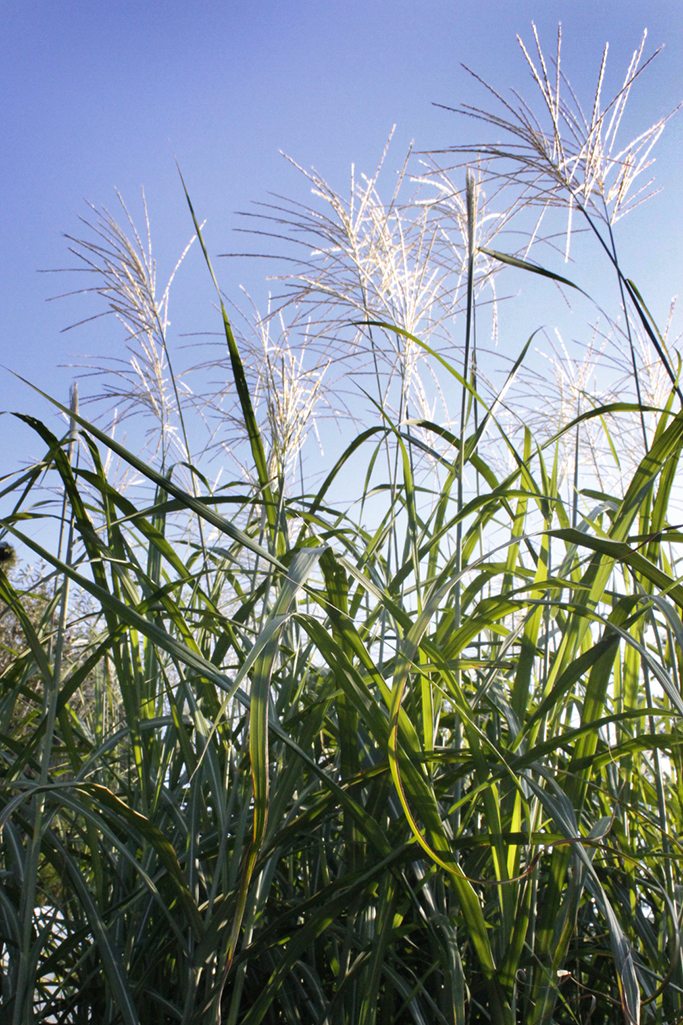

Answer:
[1,0,682,478]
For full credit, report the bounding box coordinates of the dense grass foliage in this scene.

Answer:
[1,26,683,1025]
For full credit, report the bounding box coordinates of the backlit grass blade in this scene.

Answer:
[8,393,284,571]
[176,168,279,543]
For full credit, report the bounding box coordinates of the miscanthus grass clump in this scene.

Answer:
[1,25,683,1025]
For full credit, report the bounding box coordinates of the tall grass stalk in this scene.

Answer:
[1,24,682,1025]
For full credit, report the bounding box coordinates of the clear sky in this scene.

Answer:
[1,0,682,477]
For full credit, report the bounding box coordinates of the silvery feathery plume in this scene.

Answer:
[230,137,530,466]
[434,24,680,233]
[50,191,197,474]
[258,322,328,485]
[229,137,459,429]
[428,24,681,466]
